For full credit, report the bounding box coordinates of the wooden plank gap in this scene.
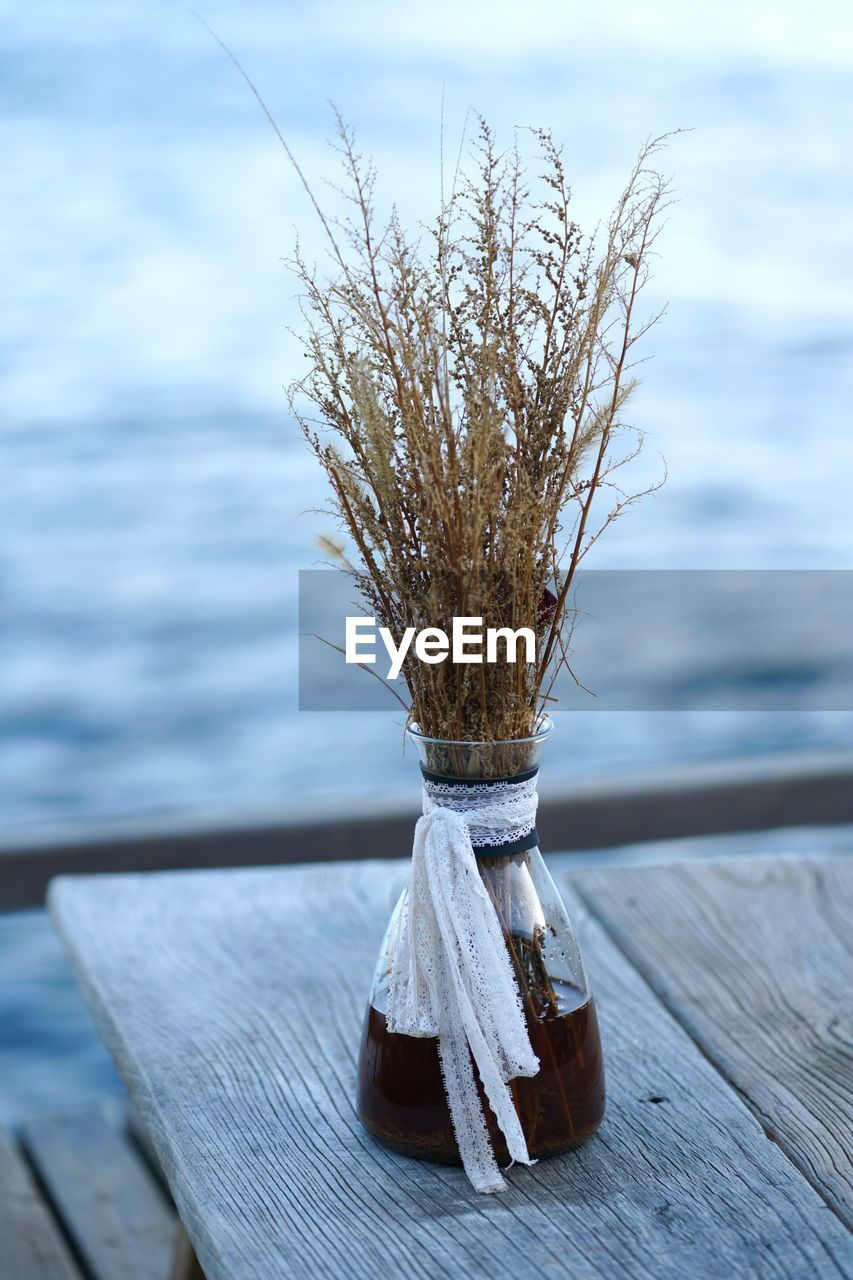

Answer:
[2,1131,89,1280]
[19,1105,178,1280]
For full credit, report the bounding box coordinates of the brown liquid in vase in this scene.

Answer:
[357,977,605,1164]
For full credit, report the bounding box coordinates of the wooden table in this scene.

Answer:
[49,856,853,1280]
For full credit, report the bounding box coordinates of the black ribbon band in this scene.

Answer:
[472,827,540,858]
[419,764,539,787]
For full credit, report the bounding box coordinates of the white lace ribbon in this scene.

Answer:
[385,773,541,1193]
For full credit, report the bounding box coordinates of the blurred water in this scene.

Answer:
[2,1,853,1117]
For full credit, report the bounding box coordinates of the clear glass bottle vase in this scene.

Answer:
[356,717,606,1164]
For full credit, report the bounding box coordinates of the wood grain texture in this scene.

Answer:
[127,1101,174,1199]
[19,1105,178,1280]
[569,856,853,1227]
[49,862,853,1280]
[0,1130,81,1280]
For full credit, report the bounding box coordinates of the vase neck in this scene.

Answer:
[407,720,551,782]
[420,769,540,857]
[420,763,539,787]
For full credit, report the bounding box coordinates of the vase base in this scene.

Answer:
[358,1113,604,1167]
[355,987,606,1167]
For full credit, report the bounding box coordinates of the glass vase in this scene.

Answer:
[356,717,606,1164]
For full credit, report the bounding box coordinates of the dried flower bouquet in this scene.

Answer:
[288,115,670,744]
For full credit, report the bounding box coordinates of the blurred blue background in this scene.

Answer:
[1,0,852,1117]
[3,0,853,840]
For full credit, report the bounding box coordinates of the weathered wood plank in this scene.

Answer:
[569,856,853,1227]
[127,1102,174,1199]
[20,1105,178,1280]
[4,748,852,909]
[49,862,853,1279]
[0,1130,82,1280]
